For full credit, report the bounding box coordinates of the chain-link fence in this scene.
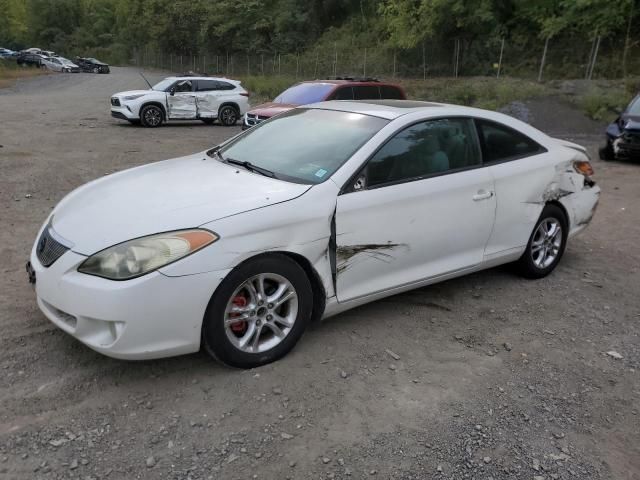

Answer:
[131,34,640,81]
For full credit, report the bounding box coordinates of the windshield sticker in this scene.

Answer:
[315,168,328,178]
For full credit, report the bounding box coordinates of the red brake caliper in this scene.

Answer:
[229,295,248,335]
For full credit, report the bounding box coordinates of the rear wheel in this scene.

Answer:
[515,204,568,279]
[202,254,313,368]
[140,105,163,128]
[92,66,99,74]
[218,105,239,126]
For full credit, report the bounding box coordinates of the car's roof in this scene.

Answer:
[165,76,240,83]
[299,79,400,87]
[304,100,463,120]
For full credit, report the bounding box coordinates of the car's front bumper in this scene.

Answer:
[110,105,138,121]
[30,244,230,360]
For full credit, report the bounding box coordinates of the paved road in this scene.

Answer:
[0,67,638,479]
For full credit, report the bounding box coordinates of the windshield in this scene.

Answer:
[274,83,336,105]
[214,108,388,184]
[152,78,175,91]
[628,96,640,115]
[87,58,99,63]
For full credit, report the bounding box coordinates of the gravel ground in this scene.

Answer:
[0,67,639,480]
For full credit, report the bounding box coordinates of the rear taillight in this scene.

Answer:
[573,160,594,177]
[240,92,250,97]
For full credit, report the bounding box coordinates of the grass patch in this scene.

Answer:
[572,78,639,120]
[237,75,297,104]
[0,59,49,89]
[400,77,549,110]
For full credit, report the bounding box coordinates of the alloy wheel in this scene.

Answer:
[224,273,298,354]
[530,218,562,269]
[143,107,162,127]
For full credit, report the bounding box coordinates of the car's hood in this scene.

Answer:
[51,152,311,255]
[621,114,640,130]
[114,89,152,97]
[249,102,298,118]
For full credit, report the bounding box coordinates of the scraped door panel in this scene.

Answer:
[167,93,197,119]
[195,92,220,119]
[335,169,496,302]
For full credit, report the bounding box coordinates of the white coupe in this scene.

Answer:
[28,100,600,368]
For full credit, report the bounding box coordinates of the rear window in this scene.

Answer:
[274,83,335,105]
[353,86,381,100]
[331,87,354,100]
[476,120,545,162]
[196,80,235,91]
[380,85,405,100]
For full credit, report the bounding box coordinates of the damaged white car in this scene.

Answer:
[28,100,600,368]
[110,76,249,127]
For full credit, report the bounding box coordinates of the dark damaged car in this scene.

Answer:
[76,57,110,74]
[600,94,640,161]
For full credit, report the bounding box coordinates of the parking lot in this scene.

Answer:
[0,67,639,479]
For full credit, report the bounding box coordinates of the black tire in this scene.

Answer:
[599,143,614,161]
[139,104,164,128]
[515,204,568,279]
[92,66,99,74]
[201,118,215,125]
[218,105,239,126]
[202,254,313,368]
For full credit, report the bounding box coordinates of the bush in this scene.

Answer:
[237,75,297,103]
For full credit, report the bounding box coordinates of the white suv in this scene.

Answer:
[110,76,250,127]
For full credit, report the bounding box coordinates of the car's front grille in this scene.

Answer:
[36,225,70,267]
[111,97,120,107]
[245,113,269,126]
[623,130,640,144]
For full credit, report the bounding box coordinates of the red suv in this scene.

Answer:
[242,77,406,129]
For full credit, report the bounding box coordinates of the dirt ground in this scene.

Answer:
[0,67,639,480]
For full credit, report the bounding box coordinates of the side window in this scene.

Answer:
[380,85,404,100]
[353,85,380,100]
[173,80,193,93]
[216,81,235,90]
[196,80,218,91]
[476,120,544,163]
[330,87,353,100]
[365,118,481,188]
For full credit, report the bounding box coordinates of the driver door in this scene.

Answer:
[335,117,496,302]
[167,80,197,119]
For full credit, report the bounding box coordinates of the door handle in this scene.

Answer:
[472,190,494,201]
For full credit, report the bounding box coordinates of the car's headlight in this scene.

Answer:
[78,229,218,280]
[123,94,146,101]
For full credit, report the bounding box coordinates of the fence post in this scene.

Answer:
[453,39,461,78]
[247,54,250,76]
[497,38,505,78]
[170,54,173,72]
[363,48,367,77]
[278,54,281,75]
[538,37,549,82]
[314,51,319,78]
[261,54,264,75]
[392,50,397,78]
[203,55,206,74]
[296,53,299,78]
[588,35,601,80]
[333,42,337,77]
[422,42,426,80]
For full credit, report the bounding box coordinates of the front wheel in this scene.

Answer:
[92,67,99,74]
[140,105,163,128]
[202,254,313,368]
[515,204,568,279]
[218,105,238,126]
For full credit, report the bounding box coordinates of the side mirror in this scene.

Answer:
[169,87,176,96]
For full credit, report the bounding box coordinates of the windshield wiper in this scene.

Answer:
[225,158,276,178]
